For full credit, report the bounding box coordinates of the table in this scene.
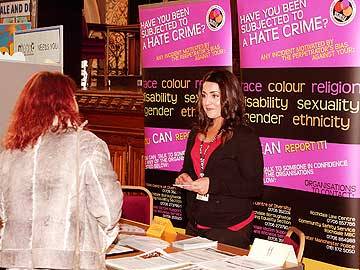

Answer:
[107,219,303,270]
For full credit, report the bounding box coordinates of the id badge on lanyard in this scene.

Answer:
[196,193,209,201]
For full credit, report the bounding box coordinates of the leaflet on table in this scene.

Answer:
[172,236,217,250]
[198,255,280,270]
[106,248,191,270]
[116,234,170,251]
[106,244,135,256]
[173,265,213,270]
[119,223,146,235]
[169,248,234,264]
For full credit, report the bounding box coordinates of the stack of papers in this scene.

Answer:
[199,256,279,270]
[116,234,170,252]
[172,237,217,250]
[106,235,296,270]
[106,244,135,256]
[119,223,146,235]
[106,248,190,270]
[106,245,280,270]
[169,248,233,264]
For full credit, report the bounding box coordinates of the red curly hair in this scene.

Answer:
[3,71,81,150]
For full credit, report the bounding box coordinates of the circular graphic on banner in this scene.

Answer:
[206,5,226,31]
[330,0,356,26]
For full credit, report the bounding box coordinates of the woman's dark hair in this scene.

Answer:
[195,69,248,143]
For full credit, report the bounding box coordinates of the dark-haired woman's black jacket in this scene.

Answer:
[181,125,264,228]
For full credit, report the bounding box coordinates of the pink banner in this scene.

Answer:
[139,0,232,68]
[261,137,360,198]
[145,127,190,172]
[237,0,360,68]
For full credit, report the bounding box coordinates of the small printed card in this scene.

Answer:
[249,238,298,266]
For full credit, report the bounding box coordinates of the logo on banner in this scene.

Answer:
[17,42,34,56]
[206,5,225,31]
[330,0,356,26]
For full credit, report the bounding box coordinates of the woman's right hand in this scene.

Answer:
[175,173,193,187]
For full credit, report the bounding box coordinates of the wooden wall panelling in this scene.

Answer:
[128,33,141,75]
[128,140,145,186]
[108,144,127,184]
[76,90,144,186]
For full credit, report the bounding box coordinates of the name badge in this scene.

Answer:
[196,193,209,201]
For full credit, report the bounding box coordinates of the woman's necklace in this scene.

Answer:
[199,131,221,177]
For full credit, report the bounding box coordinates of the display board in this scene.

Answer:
[140,0,232,227]
[0,22,31,54]
[237,0,360,269]
[0,0,31,23]
[14,25,63,67]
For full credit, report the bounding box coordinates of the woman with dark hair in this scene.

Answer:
[0,71,123,269]
[175,69,263,248]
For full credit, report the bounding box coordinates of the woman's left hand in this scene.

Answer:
[190,177,209,195]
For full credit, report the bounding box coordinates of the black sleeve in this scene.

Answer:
[208,129,264,198]
[236,132,264,198]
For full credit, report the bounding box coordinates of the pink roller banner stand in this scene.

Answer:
[237,0,360,268]
[140,0,232,227]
